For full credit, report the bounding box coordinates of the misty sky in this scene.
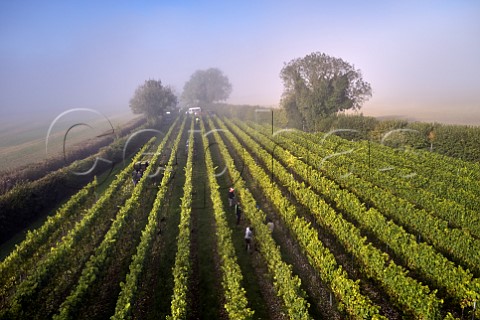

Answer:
[1,1,479,124]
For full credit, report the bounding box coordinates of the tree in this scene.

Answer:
[280,52,372,130]
[130,79,177,122]
[181,68,232,106]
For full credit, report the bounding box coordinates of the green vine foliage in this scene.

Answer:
[204,117,312,320]
[54,119,182,320]
[201,119,254,320]
[213,116,386,319]
[112,117,186,320]
[1,138,156,319]
[236,120,480,310]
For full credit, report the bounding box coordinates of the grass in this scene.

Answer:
[145,155,185,319]
[0,113,139,171]
[218,172,271,320]
[207,132,271,319]
[190,131,224,319]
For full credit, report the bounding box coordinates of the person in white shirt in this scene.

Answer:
[267,218,274,232]
[244,226,253,252]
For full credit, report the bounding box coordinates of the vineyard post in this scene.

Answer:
[369,140,373,205]
[307,148,311,178]
[471,300,476,320]
[271,148,274,184]
[351,244,354,268]
[270,108,274,184]
[271,143,281,185]
[365,131,372,210]
[368,139,371,173]
[271,108,273,136]
[462,167,467,218]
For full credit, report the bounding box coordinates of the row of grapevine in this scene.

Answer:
[354,143,480,237]
[210,117,386,319]
[346,142,480,239]
[201,120,254,319]
[167,119,195,319]
[371,149,480,212]
[0,137,157,318]
[252,119,480,217]
[286,127,480,239]
[54,117,184,319]
[252,122,480,276]
[111,117,187,320]
[203,117,312,319]
[254,120,480,216]
[236,120,480,310]
[221,116,443,319]
[0,178,97,300]
[308,120,480,199]
[356,131,480,200]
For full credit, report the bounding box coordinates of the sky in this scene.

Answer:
[1,0,479,125]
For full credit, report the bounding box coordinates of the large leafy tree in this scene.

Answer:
[280,52,372,130]
[130,79,177,121]
[182,68,232,106]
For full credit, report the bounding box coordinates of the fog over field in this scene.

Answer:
[1,1,479,126]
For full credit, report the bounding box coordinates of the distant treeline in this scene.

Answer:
[208,103,480,163]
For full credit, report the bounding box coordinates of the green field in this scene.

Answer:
[0,114,479,319]
[0,112,139,172]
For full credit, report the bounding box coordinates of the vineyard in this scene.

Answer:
[1,114,479,319]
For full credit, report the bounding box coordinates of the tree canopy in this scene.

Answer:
[130,79,177,121]
[181,68,232,106]
[280,52,372,130]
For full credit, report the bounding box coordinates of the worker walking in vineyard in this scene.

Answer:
[132,170,138,186]
[132,170,142,186]
[267,218,274,232]
[235,202,242,225]
[228,187,235,207]
[245,226,253,252]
